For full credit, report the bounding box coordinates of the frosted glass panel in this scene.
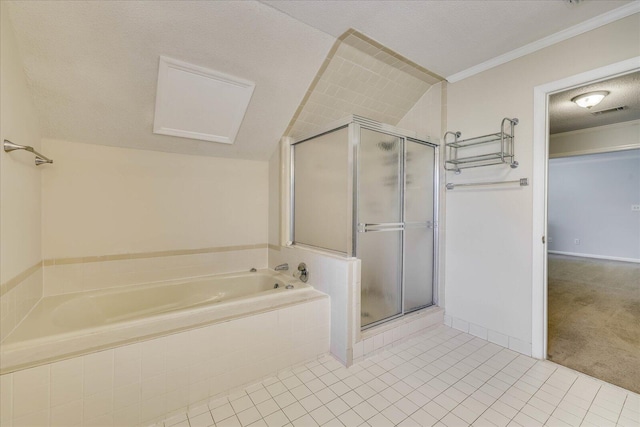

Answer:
[293,127,349,253]
[405,140,434,222]
[359,230,402,327]
[404,228,433,311]
[404,140,434,312]
[358,129,402,223]
[358,128,403,327]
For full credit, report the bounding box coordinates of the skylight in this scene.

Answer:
[153,56,255,144]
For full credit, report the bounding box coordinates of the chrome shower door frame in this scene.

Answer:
[404,137,440,316]
[353,120,439,330]
[289,115,439,331]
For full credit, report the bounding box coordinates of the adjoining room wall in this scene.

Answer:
[41,139,269,295]
[550,120,640,157]
[445,14,640,355]
[548,149,640,261]
[0,2,44,342]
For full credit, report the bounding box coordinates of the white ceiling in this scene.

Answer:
[5,1,636,160]
[5,1,333,160]
[262,0,632,79]
[550,71,640,134]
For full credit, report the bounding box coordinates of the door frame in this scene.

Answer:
[530,56,640,359]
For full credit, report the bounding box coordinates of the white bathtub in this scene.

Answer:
[1,269,323,373]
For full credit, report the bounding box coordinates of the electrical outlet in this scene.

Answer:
[547,237,553,243]
[632,205,640,211]
[574,239,581,245]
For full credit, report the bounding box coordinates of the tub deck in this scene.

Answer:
[1,270,325,374]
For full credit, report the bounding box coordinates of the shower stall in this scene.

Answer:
[291,116,438,329]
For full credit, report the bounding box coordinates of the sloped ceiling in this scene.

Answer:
[5,1,333,160]
[4,1,635,160]
[263,0,633,79]
[287,30,443,140]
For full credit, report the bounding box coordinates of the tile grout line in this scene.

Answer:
[391,330,529,426]
[614,395,628,427]
[518,363,577,426]
[452,346,547,426]
[363,328,501,425]
[193,327,458,426]
[580,381,604,426]
[199,353,350,426]
[371,329,478,420]
[167,325,636,427]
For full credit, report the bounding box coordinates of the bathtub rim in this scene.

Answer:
[0,270,327,375]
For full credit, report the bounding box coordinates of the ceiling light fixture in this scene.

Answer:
[571,91,609,109]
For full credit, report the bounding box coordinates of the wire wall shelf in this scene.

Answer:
[444,117,518,173]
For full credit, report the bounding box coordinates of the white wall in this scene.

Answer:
[0,2,44,341]
[548,149,640,261]
[41,139,269,294]
[268,148,280,247]
[42,139,268,258]
[0,2,42,283]
[550,120,640,157]
[445,14,640,355]
[396,82,444,143]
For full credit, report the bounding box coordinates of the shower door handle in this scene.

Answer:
[404,221,433,229]
[357,223,404,233]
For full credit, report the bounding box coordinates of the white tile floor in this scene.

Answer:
[157,325,640,427]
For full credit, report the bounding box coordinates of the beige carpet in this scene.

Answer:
[547,254,640,393]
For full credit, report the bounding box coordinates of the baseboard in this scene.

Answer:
[548,250,640,264]
[444,313,533,357]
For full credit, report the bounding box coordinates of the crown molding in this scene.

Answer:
[446,1,640,83]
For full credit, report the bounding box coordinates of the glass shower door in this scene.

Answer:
[357,128,403,328]
[404,139,435,312]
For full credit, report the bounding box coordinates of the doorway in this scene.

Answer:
[531,57,640,391]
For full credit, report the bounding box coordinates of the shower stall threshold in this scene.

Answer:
[352,306,444,364]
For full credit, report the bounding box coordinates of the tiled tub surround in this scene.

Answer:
[269,245,357,366]
[270,245,446,368]
[43,245,268,296]
[1,269,319,374]
[0,262,43,341]
[0,293,330,427]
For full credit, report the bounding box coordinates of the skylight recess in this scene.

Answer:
[153,56,255,144]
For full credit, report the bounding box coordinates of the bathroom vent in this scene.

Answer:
[590,106,628,116]
[153,56,255,144]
